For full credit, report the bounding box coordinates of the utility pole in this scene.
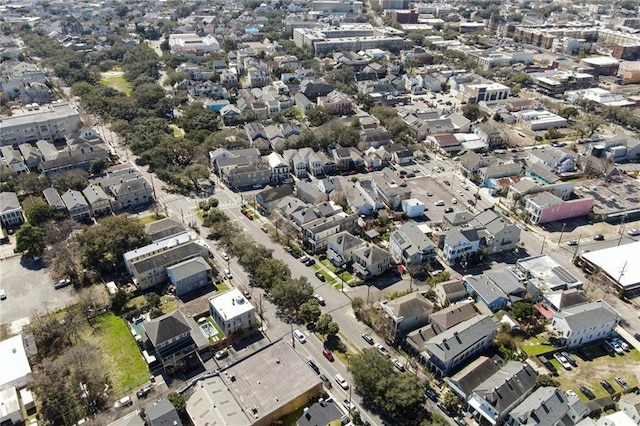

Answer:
[572,235,582,259]
[290,320,295,348]
[540,236,546,255]
[618,214,628,246]
[558,222,566,246]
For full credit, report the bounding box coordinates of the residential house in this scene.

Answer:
[469,209,521,254]
[0,192,24,228]
[405,324,439,355]
[464,268,526,313]
[442,227,483,266]
[445,356,501,400]
[458,151,495,178]
[550,300,621,348]
[294,92,314,111]
[326,231,366,269]
[220,104,242,126]
[255,186,294,215]
[130,241,210,290]
[208,289,256,336]
[371,168,411,210]
[332,148,352,171]
[467,362,537,426]
[358,127,393,151]
[296,180,328,204]
[301,213,359,252]
[93,167,153,212]
[82,184,112,217]
[209,147,261,175]
[478,163,523,186]
[42,188,66,213]
[296,398,348,426]
[380,292,434,340]
[283,149,307,178]
[167,257,212,297]
[145,217,190,243]
[350,243,392,279]
[541,289,589,315]
[35,140,58,161]
[264,125,286,151]
[362,146,390,169]
[40,147,110,179]
[620,394,640,425]
[316,151,337,175]
[265,152,290,184]
[290,203,338,230]
[299,80,334,100]
[61,189,91,222]
[528,146,576,173]
[427,133,463,156]
[317,177,341,195]
[392,147,414,165]
[65,128,106,152]
[401,198,425,218]
[424,314,497,378]
[317,90,352,114]
[142,310,197,370]
[434,279,468,306]
[146,398,183,426]
[298,147,323,176]
[506,386,588,426]
[429,301,477,334]
[18,143,43,171]
[1,146,28,174]
[389,221,437,265]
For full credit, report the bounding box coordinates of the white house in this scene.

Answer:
[208,289,256,336]
[0,192,24,228]
[442,227,483,266]
[550,300,621,348]
[401,198,426,218]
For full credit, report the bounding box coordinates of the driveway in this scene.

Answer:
[0,256,76,326]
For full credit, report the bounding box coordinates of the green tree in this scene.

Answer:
[77,216,149,274]
[15,223,46,256]
[52,173,89,193]
[24,197,58,226]
[253,258,290,289]
[271,277,313,314]
[307,107,333,127]
[559,106,579,120]
[511,301,536,322]
[167,392,186,416]
[462,103,482,121]
[88,158,109,175]
[16,173,49,198]
[493,111,504,122]
[443,390,461,411]
[535,374,559,389]
[110,289,130,314]
[349,349,395,398]
[299,299,322,324]
[145,292,161,309]
[184,163,210,190]
[316,313,340,337]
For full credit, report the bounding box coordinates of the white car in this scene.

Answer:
[221,252,229,261]
[335,373,349,390]
[456,190,464,196]
[565,389,578,399]
[392,358,405,372]
[224,269,232,279]
[114,395,133,408]
[461,183,469,190]
[612,338,629,352]
[451,198,457,204]
[553,353,572,370]
[0,289,6,300]
[374,343,390,357]
[628,229,640,236]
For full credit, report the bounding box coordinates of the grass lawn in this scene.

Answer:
[320,259,338,273]
[138,214,165,225]
[98,69,132,96]
[80,313,148,396]
[169,124,184,138]
[553,346,640,401]
[125,295,146,311]
[216,282,230,292]
[160,296,177,314]
[522,335,555,356]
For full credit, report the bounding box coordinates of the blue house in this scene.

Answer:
[463,268,525,312]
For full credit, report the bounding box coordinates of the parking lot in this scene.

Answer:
[403,173,469,224]
[0,255,76,326]
[546,342,640,402]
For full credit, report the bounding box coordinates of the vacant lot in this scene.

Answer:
[99,68,132,96]
[551,344,640,401]
[80,313,148,396]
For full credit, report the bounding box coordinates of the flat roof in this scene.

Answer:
[187,376,251,426]
[582,241,640,289]
[209,289,254,321]
[0,334,32,388]
[220,341,322,422]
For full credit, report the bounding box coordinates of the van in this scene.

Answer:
[319,374,332,388]
[293,330,306,343]
[435,200,445,206]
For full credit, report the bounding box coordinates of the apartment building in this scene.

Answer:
[0,102,82,146]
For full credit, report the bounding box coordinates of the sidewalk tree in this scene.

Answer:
[299,299,321,325]
[270,277,313,314]
[254,258,290,289]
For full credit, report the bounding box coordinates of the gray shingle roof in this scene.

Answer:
[167,257,210,282]
[426,314,497,362]
[429,301,477,333]
[554,300,620,332]
[509,386,588,426]
[144,310,191,347]
[473,361,537,414]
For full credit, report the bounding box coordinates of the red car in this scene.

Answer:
[322,348,334,361]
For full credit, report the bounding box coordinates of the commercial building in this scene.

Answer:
[208,289,256,337]
[460,82,510,104]
[530,70,596,97]
[580,241,640,292]
[169,34,220,55]
[579,56,619,77]
[0,334,33,390]
[0,102,82,146]
[293,25,405,55]
[514,110,567,131]
[515,255,583,300]
[523,192,594,224]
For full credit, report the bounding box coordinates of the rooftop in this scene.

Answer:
[581,241,640,290]
[0,334,32,388]
[208,289,254,321]
[186,376,252,426]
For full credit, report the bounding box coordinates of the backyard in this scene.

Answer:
[98,67,132,96]
[550,345,640,401]
[79,312,148,396]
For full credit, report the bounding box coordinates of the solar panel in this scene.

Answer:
[552,266,578,284]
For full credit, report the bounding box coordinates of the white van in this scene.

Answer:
[294,330,306,343]
[435,200,445,206]
[335,373,349,390]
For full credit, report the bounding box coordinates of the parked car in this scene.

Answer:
[307,360,320,375]
[305,258,316,267]
[299,255,309,263]
[314,294,326,306]
[0,289,5,300]
[392,358,405,372]
[612,337,629,352]
[606,340,624,355]
[361,333,374,345]
[284,246,293,253]
[221,252,229,261]
[443,180,451,186]
[453,417,466,426]
[561,351,578,367]
[322,348,334,361]
[567,239,578,246]
[374,343,390,357]
[215,348,229,360]
[451,197,457,204]
[136,384,154,399]
[615,377,628,390]
[603,342,616,357]
[54,278,71,289]
[538,355,558,375]
[553,353,572,370]
[444,207,454,213]
[335,373,349,390]
[114,396,133,408]
[467,199,475,206]
[424,387,438,401]
[319,373,332,388]
[593,234,605,241]
[315,271,326,282]
[456,190,464,196]
[580,386,596,400]
[565,389,578,399]
[628,228,640,236]
[600,380,615,394]
[577,348,593,361]
[474,193,481,200]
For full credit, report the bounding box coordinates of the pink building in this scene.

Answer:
[525,192,594,224]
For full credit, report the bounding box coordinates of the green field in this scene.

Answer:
[80,313,148,396]
[138,214,165,225]
[98,68,132,96]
